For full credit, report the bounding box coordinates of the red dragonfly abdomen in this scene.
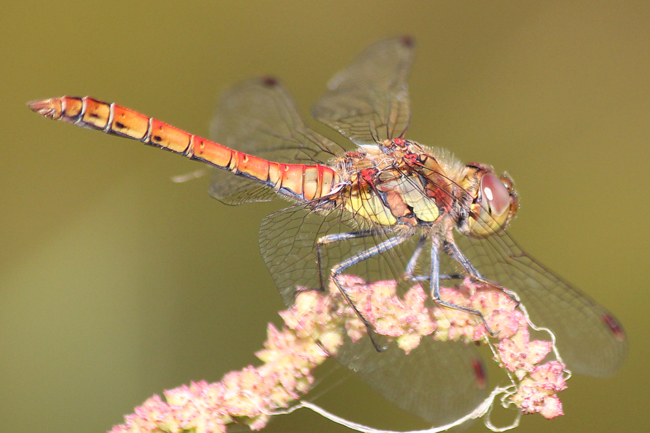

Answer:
[28,96,340,202]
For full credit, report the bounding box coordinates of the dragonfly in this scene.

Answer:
[28,36,626,426]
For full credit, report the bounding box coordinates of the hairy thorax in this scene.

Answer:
[331,139,471,232]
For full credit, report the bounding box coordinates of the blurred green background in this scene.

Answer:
[1,1,648,432]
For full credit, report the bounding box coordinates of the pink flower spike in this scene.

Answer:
[510,361,567,419]
[108,276,570,433]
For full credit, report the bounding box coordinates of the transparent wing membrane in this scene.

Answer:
[260,203,411,303]
[208,168,279,205]
[336,335,488,426]
[312,36,414,144]
[457,231,627,377]
[209,77,344,205]
[210,77,344,160]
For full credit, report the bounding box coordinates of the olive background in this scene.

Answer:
[1,1,648,432]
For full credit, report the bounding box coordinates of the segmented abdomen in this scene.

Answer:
[28,96,340,202]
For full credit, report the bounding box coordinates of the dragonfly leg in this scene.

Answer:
[328,234,410,351]
[404,235,465,282]
[403,235,426,280]
[441,239,484,280]
[316,229,379,291]
[430,237,496,336]
[442,238,519,304]
[408,274,466,282]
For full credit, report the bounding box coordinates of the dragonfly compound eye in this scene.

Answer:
[467,172,518,237]
[481,173,511,216]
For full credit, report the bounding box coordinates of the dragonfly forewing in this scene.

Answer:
[312,36,414,145]
[209,77,344,205]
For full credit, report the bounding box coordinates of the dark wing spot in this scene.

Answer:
[400,35,414,48]
[602,314,626,342]
[472,358,487,389]
[261,76,278,87]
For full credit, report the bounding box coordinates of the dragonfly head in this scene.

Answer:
[460,163,519,237]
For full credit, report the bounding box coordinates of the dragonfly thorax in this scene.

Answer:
[332,140,458,228]
[331,139,518,236]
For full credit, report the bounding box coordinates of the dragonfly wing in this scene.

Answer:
[337,334,487,426]
[208,167,279,205]
[456,230,627,377]
[259,203,366,301]
[260,202,420,303]
[209,77,344,205]
[260,203,489,425]
[311,36,414,145]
